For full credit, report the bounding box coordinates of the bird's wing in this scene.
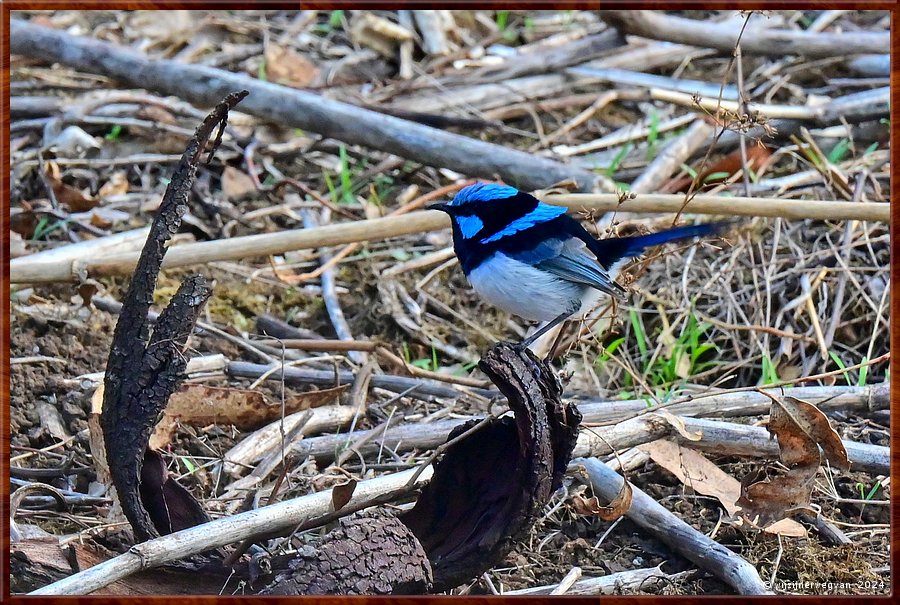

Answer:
[514,238,627,299]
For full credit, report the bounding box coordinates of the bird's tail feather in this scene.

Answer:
[588,221,730,268]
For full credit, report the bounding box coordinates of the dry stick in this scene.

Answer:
[286,182,468,284]
[575,415,889,476]
[10,194,888,284]
[599,10,889,58]
[28,466,433,596]
[574,457,772,595]
[652,86,890,124]
[10,19,602,194]
[300,208,365,365]
[506,565,684,596]
[289,393,889,475]
[630,119,716,194]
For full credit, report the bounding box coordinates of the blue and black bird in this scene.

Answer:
[429,183,728,347]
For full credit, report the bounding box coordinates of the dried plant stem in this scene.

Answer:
[11,194,887,284]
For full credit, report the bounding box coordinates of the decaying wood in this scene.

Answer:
[101,91,246,542]
[261,509,432,595]
[506,565,686,595]
[575,457,773,595]
[402,343,582,591]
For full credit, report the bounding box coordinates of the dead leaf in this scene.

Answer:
[331,479,358,512]
[99,171,130,198]
[264,43,320,88]
[46,171,97,212]
[150,384,346,449]
[762,518,808,538]
[640,439,742,516]
[652,409,702,441]
[221,166,257,201]
[572,481,632,521]
[779,396,849,469]
[664,145,772,193]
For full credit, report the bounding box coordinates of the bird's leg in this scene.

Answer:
[520,310,574,349]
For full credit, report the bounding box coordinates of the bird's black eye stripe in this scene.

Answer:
[466,191,539,233]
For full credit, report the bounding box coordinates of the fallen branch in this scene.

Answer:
[10,193,888,283]
[574,457,772,595]
[599,10,889,58]
[506,565,687,595]
[10,19,603,194]
[284,388,889,476]
[28,466,434,595]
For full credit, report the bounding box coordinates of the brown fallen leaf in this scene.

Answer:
[641,439,741,516]
[99,171,130,199]
[736,464,818,529]
[736,395,832,529]
[150,384,347,449]
[664,144,773,193]
[46,170,98,212]
[264,43,321,88]
[572,479,633,521]
[778,396,849,469]
[221,165,258,201]
[331,479,358,512]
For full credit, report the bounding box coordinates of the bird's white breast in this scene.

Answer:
[467,253,592,321]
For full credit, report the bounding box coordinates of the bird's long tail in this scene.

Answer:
[588,221,731,269]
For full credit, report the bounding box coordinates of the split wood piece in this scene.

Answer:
[10,193,889,284]
[10,19,603,195]
[28,466,434,595]
[101,91,247,542]
[600,11,888,58]
[10,538,233,595]
[472,28,625,81]
[574,457,772,595]
[218,405,356,477]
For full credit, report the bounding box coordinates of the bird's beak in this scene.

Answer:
[427,201,452,213]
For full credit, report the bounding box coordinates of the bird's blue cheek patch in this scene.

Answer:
[480,203,567,243]
[454,214,484,239]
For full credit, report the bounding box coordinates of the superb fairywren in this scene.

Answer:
[429,183,727,348]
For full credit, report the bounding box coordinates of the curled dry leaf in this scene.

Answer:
[46,171,98,212]
[331,479,358,513]
[778,396,849,469]
[736,394,843,530]
[571,480,633,522]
